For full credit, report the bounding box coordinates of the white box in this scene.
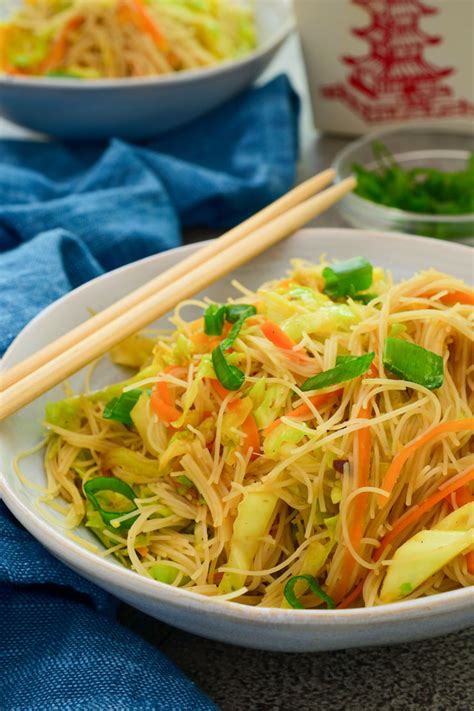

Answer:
[294,0,474,135]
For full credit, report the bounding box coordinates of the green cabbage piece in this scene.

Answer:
[253,384,288,430]
[282,304,357,342]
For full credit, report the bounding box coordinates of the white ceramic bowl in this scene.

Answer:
[1,228,473,652]
[0,0,294,140]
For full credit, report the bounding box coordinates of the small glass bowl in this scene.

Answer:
[333,124,474,240]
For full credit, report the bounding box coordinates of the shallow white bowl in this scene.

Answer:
[0,0,293,139]
[1,228,473,652]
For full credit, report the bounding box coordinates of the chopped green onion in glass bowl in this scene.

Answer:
[333,124,474,241]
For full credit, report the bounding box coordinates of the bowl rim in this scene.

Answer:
[1,228,473,625]
[0,0,295,90]
[333,123,474,224]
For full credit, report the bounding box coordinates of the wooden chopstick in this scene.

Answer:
[0,168,335,393]
[0,175,356,419]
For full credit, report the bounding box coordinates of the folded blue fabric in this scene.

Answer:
[0,75,299,709]
[0,75,298,355]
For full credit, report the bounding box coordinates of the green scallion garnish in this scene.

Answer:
[284,575,335,610]
[323,257,373,299]
[203,303,255,335]
[204,304,227,336]
[84,477,138,529]
[301,352,375,392]
[353,142,474,217]
[208,304,256,390]
[102,388,143,426]
[212,344,245,391]
[382,337,444,390]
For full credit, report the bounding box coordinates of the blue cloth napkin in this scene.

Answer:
[0,75,299,709]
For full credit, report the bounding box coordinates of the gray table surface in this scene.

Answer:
[1,32,472,711]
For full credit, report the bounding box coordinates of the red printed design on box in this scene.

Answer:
[321,0,474,122]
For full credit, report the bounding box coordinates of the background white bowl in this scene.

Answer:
[1,228,473,652]
[0,0,294,140]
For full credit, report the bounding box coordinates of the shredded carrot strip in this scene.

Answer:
[210,378,232,401]
[454,485,474,509]
[136,546,148,556]
[150,392,180,424]
[150,366,184,423]
[378,419,474,506]
[39,16,83,73]
[350,404,372,549]
[156,381,172,406]
[332,403,372,601]
[241,413,260,457]
[132,0,168,51]
[260,320,309,362]
[336,577,365,609]
[374,465,474,562]
[466,551,474,575]
[420,290,474,306]
[263,389,343,436]
[261,320,298,350]
[192,321,230,349]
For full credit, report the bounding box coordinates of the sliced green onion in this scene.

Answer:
[102,388,143,426]
[225,304,256,323]
[212,346,245,390]
[204,303,256,336]
[284,575,335,610]
[220,305,255,350]
[301,352,375,392]
[84,477,138,529]
[351,293,377,304]
[211,305,256,390]
[204,304,227,336]
[335,354,358,365]
[383,337,444,390]
[323,257,373,299]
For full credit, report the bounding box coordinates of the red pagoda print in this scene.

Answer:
[322,0,474,122]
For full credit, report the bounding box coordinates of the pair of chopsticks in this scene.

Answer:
[0,170,356,419]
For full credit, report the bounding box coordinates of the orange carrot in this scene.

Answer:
[454,485,474,509]
[261,320,298,351]
[150,369,182,423]
[39,16,83,73]
[210,378,233,401]
[241,413,260,457]
[136,546,148,556]
[260,320,309,363]
[263,389,344,436]
[374,465,474,562]
[336,577,365,609]
[192,321,231,350]
[420,290,474,307]
[466,551,474,575]
[349,404,372,550]
[378,418,474,506]
[332,403,372,601]
[156,380,172,406]
[150,391,180,424]
[132,0,168,51]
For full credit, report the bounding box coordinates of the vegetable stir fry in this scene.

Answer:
[17,257,474,609]
[0,0,256,78]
